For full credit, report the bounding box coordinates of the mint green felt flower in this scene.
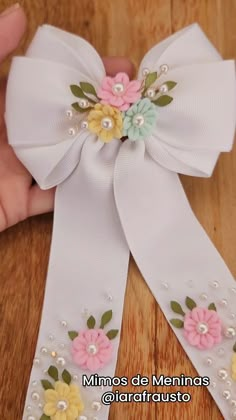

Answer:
[123,98,157,141]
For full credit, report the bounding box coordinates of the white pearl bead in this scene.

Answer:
[112,83,125,95]
[161,281,169,290]
[160,64,169,73]
[231,288,236,293]
[26,405,32,412]
[231,400,236,407]
[81,308,89,317]
[133,114,145,127]
[40,346,48,355]
[87,344,98,355]
[222,390,231,400]
[48,334,55,341]
[142,68,150,76]
[197,322,208,334]
[58,343,66,350]
[219,299,228,307]
[209,280,219,288]
[60,320,68,327]
[91,401,102,411]
[217,348,225,357]
[56,356,66,367]
[230,313,236,320]
[68,128,76,136]
[217,368,228,380]
[31,381,38,387]
[79,416,88,420]
[81,120,88,129]
[224,326,236,338]
[226,380,232,387]
[66,109,73,119]
[159,84,168,94]
[33,357,40,366]
[79,98,89,108]
[210,381,216,388]
[146,88,156,98]
[105,293,113,301]
[57,399,68,411]
[101,117,114,130]
[31,392,40,402]
[205,357,213,366]
[73,374,79,381]
[200,293,208,300]
[27,416,36,420]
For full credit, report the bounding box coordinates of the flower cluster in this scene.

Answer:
[68,309,119,372]
[169,296,222,350]
[41,366,84,420]
[36,309,118,419]
[69,67,176,143]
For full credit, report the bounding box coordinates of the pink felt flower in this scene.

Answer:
[71,329,113,371]
[184,307,222,350]
[97,72,142,111]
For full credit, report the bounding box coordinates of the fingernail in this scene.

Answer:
[0,3,20,18]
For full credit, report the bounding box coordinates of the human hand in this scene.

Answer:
[0,4,134,232]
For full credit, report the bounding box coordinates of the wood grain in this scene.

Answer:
[0,0,235,419]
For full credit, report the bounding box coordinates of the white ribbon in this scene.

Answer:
[5,23,236,420]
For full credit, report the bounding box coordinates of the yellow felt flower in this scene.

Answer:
[43,381,84,420]
[232,353,236,380]
[88,103,123,142]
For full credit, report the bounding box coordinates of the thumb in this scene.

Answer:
[0,4,27,63]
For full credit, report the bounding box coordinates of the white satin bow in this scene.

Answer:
[5,23,236,420]
[6,23,235,187]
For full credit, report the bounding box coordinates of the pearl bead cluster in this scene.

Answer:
[161,275,236,418]
[28,298,117,420]
[141,64,170,100]
[66,108,88,138]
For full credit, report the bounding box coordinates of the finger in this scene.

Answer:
[102,57,135,78]
[28,184,55,217]
[0,4,27,62]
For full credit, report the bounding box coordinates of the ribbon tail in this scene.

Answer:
[114,140,236,420]
[23,137,130,420]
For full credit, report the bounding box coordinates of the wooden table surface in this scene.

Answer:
[0,0,236,419]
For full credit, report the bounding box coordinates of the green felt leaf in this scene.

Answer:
[71,102,92,113]
[100,310,112,328]
[170,301,185,316]
[48,365,59,381]
[185,296,197,310]
[233,342,236,352]
[68,330,79,340]
[170,319,184,328]
[208,303,217,311]
[106,329,119,340]
[87,315,96,329]
[41,380,54,390]
[153,95,173,106]
[164,81,177,91]
[70,84,86,98]
[144,71,157,89]
[80,82,98,98]
[40,415,50,420]
[62,369,72,385]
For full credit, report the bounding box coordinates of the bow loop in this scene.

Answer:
[5,57,99,188]
[27,25,105,82]
[145,61,236,176]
